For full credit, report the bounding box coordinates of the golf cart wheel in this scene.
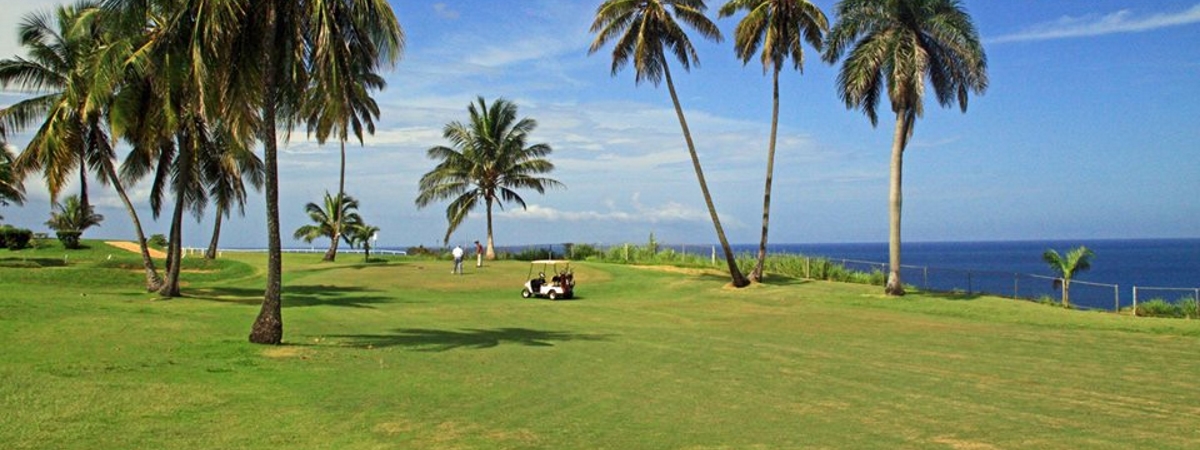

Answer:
[521,289,532,298]
[549,291,559,301]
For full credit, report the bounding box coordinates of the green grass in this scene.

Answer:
[2,240,1199,449]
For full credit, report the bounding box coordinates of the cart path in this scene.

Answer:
[105,241,167,259]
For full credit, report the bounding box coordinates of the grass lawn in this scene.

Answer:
[2,241,1198,449]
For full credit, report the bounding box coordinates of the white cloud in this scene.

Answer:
[431,3,459,20]
[496,194,742,229]
[991,3,1200,43]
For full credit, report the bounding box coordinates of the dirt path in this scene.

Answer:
[105,241,167,259]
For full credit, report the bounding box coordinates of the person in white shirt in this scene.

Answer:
[451,245,464,274]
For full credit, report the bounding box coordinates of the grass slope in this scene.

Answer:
[1,241,1198,449]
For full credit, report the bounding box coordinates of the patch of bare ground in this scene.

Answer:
[105,241,167,259]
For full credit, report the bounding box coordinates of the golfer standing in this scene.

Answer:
[475,240,484,268]
[451,245,464,275]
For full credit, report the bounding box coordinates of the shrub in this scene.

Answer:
[148,234,168,248]
[56,230,83,249]
[2,226,33,250]
[567,243,601,260]
[1137,298,1200,319]
[405,245,440,258]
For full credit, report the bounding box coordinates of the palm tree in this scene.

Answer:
[45,194,103,249]
[0,142,24,215]
[823,0,988,295]
[204,130,264,259]
[415,97,563,259]
[718,0,827,283]
[1043,246,1094,308]
[303,0,392,262]
[293,191,363,257]
[589,0,749,288]
[2,2,163,290]
[0,3,105,212]
[344,222,380,262]
[237,0,403,345]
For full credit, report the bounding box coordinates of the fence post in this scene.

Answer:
[1133,286,1138,316]
[967,271,973,295]
[1114,284,1119,313]
[1013,273,1019,299]
[923,267,929,290]
[711,246,716,266]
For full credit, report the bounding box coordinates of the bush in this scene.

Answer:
[148,234,168,248]
[405,245,440,257]
[1,226,34,250]
[1137,298,1200,319]
[56,230,83,249]
[567,243,601,260]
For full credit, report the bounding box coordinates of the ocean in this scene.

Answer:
[735,239,1200,310]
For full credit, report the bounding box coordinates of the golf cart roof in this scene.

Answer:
[530,259,571,264]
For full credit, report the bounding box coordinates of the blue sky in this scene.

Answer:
[1,0,1198,249]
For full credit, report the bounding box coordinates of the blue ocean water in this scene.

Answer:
[737,239,1200,310]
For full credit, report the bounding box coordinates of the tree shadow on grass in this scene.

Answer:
[0,257,68,268]
[327,327,614,352]
[917,290,986,301]
[189,284,398,308]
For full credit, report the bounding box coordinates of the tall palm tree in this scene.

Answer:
[204,129,264,259]
[238,0,403,345]
[1043,246,1093,308]
[0,3,105,213]
[293,191,363,258]
[718,0,827,283]
[823,0,988,295]
[589,0,749,288]
[2,2,163,290]
[303,0,392,262]
[415,97,563,259]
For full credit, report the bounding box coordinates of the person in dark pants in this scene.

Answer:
[475,240,484,268]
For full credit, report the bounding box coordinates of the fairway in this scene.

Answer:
[2,243,1199,449]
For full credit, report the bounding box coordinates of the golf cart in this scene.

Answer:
[521,260,575,300]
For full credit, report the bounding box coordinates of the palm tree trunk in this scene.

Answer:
[105,162,162,291]
[885,110,912,296]
[157,190,185,297]
[325,140,347,262]
[250,3,284,345]
[78,153,89,214]
[751,67,783,283]
[485,196,496,260]
[206,208,223,259]
[662,63,749,288]
[1062,279,1071,308]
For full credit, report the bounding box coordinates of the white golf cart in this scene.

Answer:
[521,260,575,300]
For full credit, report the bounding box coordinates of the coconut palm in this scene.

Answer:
[718,0,827,282]
[823,0,988,295]
[293,192,363,258]
[415,97,563,259]
[303,0,393,262]
[203,130,264,259]
[344,222,380,262]
[2,2,163,290]
[45,194,103,249]
[235,0,403,345]
[0,3,106,213]
[589,0,749,288]
[0,142,24,215]
[1043,246,1094,308]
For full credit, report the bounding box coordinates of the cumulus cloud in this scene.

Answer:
[431,3,459,20]
[991,3,1200,43]
[496,194,742,228]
